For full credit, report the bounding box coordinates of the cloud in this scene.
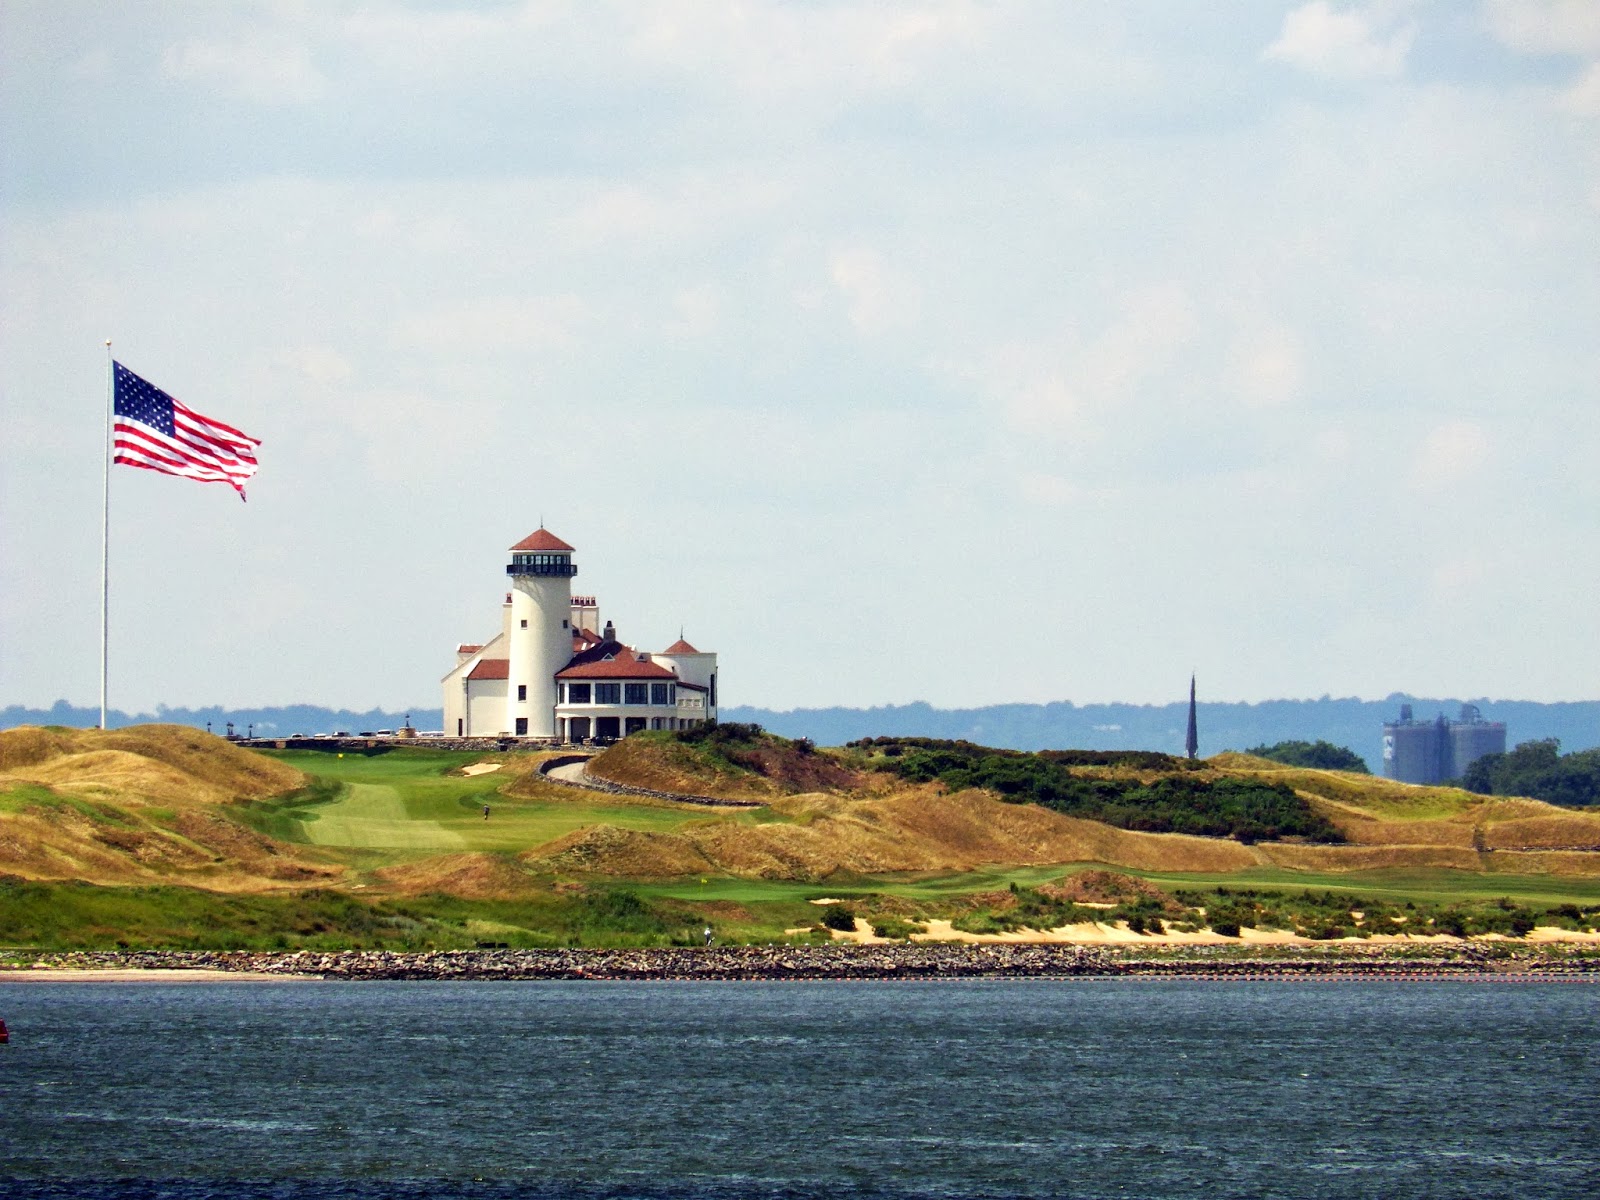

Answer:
[1226,325,1305,408]
[1412,420,1491,488]
[1560,60,1600,115]
[1481,0,1600,56]
[1263,2,1416,80]
[993,282,1198,440]
[279,346,353,385]
[829,246,921,336]
[397,295,591,354]
[161,35,326,105]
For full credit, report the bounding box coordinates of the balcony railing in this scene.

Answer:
[506,562,578,577]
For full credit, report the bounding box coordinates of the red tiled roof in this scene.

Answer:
[556,643,676,680]
[509,528,574,553]
[662,638,700,654]
[456,643,483,654]
[675,680,708,692]
[466,658,509,680]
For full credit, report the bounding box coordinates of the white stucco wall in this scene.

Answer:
[507,573,570,738]
[465,678,508,736]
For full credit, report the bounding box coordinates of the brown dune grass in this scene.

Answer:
[522,825,718,876]
[0,725,329,889]
[375,852,543,898]
[518,786,1263,880]
[0,724,305,805]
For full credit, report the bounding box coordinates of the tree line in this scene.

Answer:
[1459,740,1600,808]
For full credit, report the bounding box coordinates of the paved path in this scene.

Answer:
[545,760,593,786]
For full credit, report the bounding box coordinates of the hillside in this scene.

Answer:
[568,731,1600,881]
[0,725,335,888]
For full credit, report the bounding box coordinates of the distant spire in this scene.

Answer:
[1185,673,1199,760]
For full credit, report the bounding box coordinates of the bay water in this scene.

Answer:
[1,978,1595,1198]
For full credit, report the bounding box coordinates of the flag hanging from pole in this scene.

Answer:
[113,362,260,500]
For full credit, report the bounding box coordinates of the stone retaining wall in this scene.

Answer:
[10,945,1597,982]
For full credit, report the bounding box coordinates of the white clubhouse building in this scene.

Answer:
[441,528,718,741]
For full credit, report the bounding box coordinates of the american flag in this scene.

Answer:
[113,363,260,500]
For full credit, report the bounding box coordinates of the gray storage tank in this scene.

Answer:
[1382,703,1506,785]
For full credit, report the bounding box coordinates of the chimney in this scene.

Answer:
[603,619,615,643]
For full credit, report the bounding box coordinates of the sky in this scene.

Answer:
[1,1,1596,715]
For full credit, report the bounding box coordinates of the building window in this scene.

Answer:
[625,683,649,705]
[650,683,670,705]
[520,619,528,628]
[709,673,717,707]
[595,683,621,705]
[515,717,528,736]
[624,717,647,736]
[517,685,527,701]
[568,683,591,704]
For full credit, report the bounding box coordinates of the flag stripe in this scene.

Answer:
[111,362,260,498]
[113,421,247,476]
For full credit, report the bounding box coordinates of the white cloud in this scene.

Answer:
[1560,60,1600,114]
[665,285,722,338]
[1312,427,1354,463]
[1018,472,1078,508]
[279,346,352,385]
[1412,420,1491,488]
[829,247,921,336]
[161,35,326,105]
[397,296,591,354]
[1226,325,1305,408]
[1481,0,1600,56]
[1263,2,1416,80]
[993,282,1198,440]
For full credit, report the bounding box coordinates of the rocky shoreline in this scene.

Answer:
[5,943,1598,982]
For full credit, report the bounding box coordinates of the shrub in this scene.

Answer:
[820,904,856,932]
[870,916,918,940]
[861,738,1342,844]
[1209,920,1241,938]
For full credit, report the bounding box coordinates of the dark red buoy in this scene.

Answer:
[0,1017,9,1044]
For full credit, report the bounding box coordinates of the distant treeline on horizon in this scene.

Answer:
[5,696,1597,766]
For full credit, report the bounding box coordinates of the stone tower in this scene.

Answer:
[505,527,577,737]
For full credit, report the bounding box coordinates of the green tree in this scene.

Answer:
[1245,740,1369,773]
[1458,739,1600,808]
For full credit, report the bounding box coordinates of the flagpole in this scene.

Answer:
[101,340,112,730]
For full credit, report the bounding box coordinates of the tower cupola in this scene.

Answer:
[507,527,578,578]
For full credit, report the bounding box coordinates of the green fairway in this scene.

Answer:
[249,747,770,858]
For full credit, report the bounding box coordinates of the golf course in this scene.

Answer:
[2,722,1599,952]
